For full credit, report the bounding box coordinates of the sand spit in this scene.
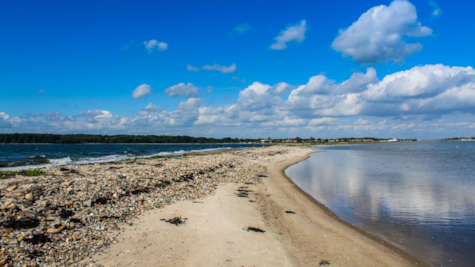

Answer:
[0,146,424,266]
[0,147,285,266]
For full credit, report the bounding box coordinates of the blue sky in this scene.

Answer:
[1,0,475,139]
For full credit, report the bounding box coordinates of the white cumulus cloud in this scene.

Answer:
[270,20,307,50]
[331,0,432,64]
[0,112,12,128]
[188,63,237,74]
[363,64,475,102]
[165,82,200,98]
[144,40,168,53]
[202,63,236,73]
[131,83,152,99]
[274,82,294,94]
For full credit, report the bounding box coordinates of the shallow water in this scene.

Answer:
[0,143,266,170]
[285,142,475,267]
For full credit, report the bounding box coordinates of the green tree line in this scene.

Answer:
[0,134,258,144]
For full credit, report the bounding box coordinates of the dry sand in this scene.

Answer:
[84,146,426,267]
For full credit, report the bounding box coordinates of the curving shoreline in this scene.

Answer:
[1,146,427,266]
[266,146,427,266]
[85,146,425,266]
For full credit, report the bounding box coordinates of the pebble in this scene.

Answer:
[0,146,290,266]
[6,185,16,192]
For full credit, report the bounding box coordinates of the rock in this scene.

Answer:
[24,193,33,201]
[0,257,7,266]
[6,185,17,192]
[47,225,66,234]
[3,202,16,210]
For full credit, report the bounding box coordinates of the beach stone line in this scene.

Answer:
[0,146,290,266]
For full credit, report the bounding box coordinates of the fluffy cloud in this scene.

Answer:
[202,63,236,73]
[131,83,152,99]
[4,64,475,138]
[429,1,442,18]
[336,68,378,94]
[188,63,237,74]
[261,116,306,127]
[331,0,432,64]
[238,82,284,111]
[274,82,294,94]
[270,20,307,50]
[165,83,200,98]
[0,112,12,128]
[363,65,475,103]
[178,98,204,111]
[143,40,168,53]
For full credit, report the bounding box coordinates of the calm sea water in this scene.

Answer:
[0,143,266,170]
[285,142,475,267]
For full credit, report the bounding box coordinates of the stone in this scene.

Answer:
[24,193,33,201]
[6,185,17,192]
[47,225,66,234]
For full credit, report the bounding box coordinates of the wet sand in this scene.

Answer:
[83,146,425,267]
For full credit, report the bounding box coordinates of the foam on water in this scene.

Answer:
[0,146,235,171]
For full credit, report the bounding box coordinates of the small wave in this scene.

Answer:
[0,146,253,171]
[74,154,129,164]
[30,155,46,159]
[49,157,73,165]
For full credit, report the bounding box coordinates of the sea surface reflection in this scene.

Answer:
[285,142,475,267]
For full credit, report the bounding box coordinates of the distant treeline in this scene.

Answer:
[0,134,258,144]
[443,137,474,141]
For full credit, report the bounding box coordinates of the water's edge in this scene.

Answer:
[0,145,260,171]
[282,148,428,266]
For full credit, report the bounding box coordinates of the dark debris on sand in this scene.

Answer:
[243,227,266,233]
[161,216,187,226]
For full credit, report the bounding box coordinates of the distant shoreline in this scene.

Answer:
[0,143,265,145]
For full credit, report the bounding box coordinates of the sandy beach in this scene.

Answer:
[0,146,425,266]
